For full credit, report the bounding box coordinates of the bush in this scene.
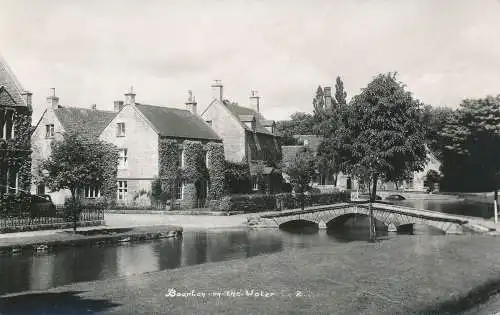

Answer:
[210,191,351,213]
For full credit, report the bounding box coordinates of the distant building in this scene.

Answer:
[31,89,116,204]
[0,56,32,195]
[99,88,222,206]
[200,81,281,193]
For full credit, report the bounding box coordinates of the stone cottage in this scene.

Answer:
[0,56,32,195]
[200,81,281,193]
[31,89,117,204]
[99,88,223,207]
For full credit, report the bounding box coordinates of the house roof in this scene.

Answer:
[224,102,274,135]
[54,107,117,138]
[135,103,221,141]
[0,55,27,107]
[239,115,255,122]
[261,119,274,127]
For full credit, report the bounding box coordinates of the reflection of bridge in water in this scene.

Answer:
[251,202,496,235]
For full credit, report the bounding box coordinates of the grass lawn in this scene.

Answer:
[3,234,500,314]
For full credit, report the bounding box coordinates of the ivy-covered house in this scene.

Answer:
[31,89,117,204]
[0,56,32,195]
[99,88,224,208]
[200,81,281,194]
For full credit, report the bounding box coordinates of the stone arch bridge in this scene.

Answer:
[248,202,494,235]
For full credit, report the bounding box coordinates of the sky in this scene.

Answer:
[1,0,500,124]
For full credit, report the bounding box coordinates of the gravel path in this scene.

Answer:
[3,234,500,314]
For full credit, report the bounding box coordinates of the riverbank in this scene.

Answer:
[2,234,500,314]
[0,225,182,254]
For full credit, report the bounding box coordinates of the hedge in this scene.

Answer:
[209,191,351,213]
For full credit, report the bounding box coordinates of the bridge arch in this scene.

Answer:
[325,213,388,231]
[278,219,319,231]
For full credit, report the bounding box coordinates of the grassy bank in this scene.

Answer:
[3,234,500,314]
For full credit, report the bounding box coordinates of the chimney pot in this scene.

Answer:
[21,90,32,107]
[249,90,260,113]
[124,86,136,106]
[91,104,97,110]
[211,80,223,101]
[185,90,198,115]
[47,88,59,110]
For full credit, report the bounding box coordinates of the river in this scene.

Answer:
[0,198,493,295]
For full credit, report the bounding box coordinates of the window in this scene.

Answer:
[117,181,128,201]
[45,124,54,138]
[205,151,209,167]
[175,181,183,200]
[5,169,17,194]
[5,111,13,140]
[252,176,259,191]
[85,186,100,199]
[303,139,309,146]
[116,122,125,137]
[180,149,185,168]
[37,184,46,195]
[205,120,212,127]
[118,149,128,169]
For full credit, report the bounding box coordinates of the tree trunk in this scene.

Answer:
[334,172,339,187]
[71,189,77,234]
[495,187,498,222]
[369,174,378,243]
[301,189,305,211]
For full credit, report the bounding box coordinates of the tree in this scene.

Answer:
[440,96,500,202]
[316,140,340,186]
[313,86,326,119]
[420,105,454,161]
[283,147,316,210]
[423,170,441,192]
[335,76,347,106]
[275,112,316,146]
[339,73,427,241]
[39,131,118,232]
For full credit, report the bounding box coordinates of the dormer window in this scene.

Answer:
[116,122,125,137]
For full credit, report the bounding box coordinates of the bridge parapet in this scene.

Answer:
[249,202,491,235]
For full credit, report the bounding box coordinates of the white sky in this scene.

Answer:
[1,0,500,123]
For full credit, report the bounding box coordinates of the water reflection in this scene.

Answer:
[0,197,486,296]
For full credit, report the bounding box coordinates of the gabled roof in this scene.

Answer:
[0,55,27,107]
[261,119,275,127]
[54,107,117,138]
[135,103,221,141]
[224,102,274,136]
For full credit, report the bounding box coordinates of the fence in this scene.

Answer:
[0,206,104,231]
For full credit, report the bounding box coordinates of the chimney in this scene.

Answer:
[249,90,260,113]
[185,90,197,115]
[114,100,125,112]
[124,86,136,106]
[211,80,223,101]
[46,88,59,110]
[91,104,97,110]
[21,90,32,107]
[324,86,332,108]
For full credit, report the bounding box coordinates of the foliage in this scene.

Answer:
[183,141,208,183]
[39,131,118,200]
[158,138,182,204]
[275,112,316,146]
[150,177,165,207]
[224,161,251,194]
[334,76,348,107]
[420,105,454,161]
[423,170,441,192]
[439,96,500,193]
[210,191,350,213]
[316,139,341,186]
[283,147,316,210]
[207,142,225,200]
[338,73,427,201]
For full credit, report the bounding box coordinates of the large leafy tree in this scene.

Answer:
[39,131,118,231]
[283,147,316,210]
[275,112,316,146]
[339,73,427,240]
[440,96,500,200]
[420,105,454,161]
[335,76,347,107]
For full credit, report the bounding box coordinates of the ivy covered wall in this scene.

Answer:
[207,142,224,200]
